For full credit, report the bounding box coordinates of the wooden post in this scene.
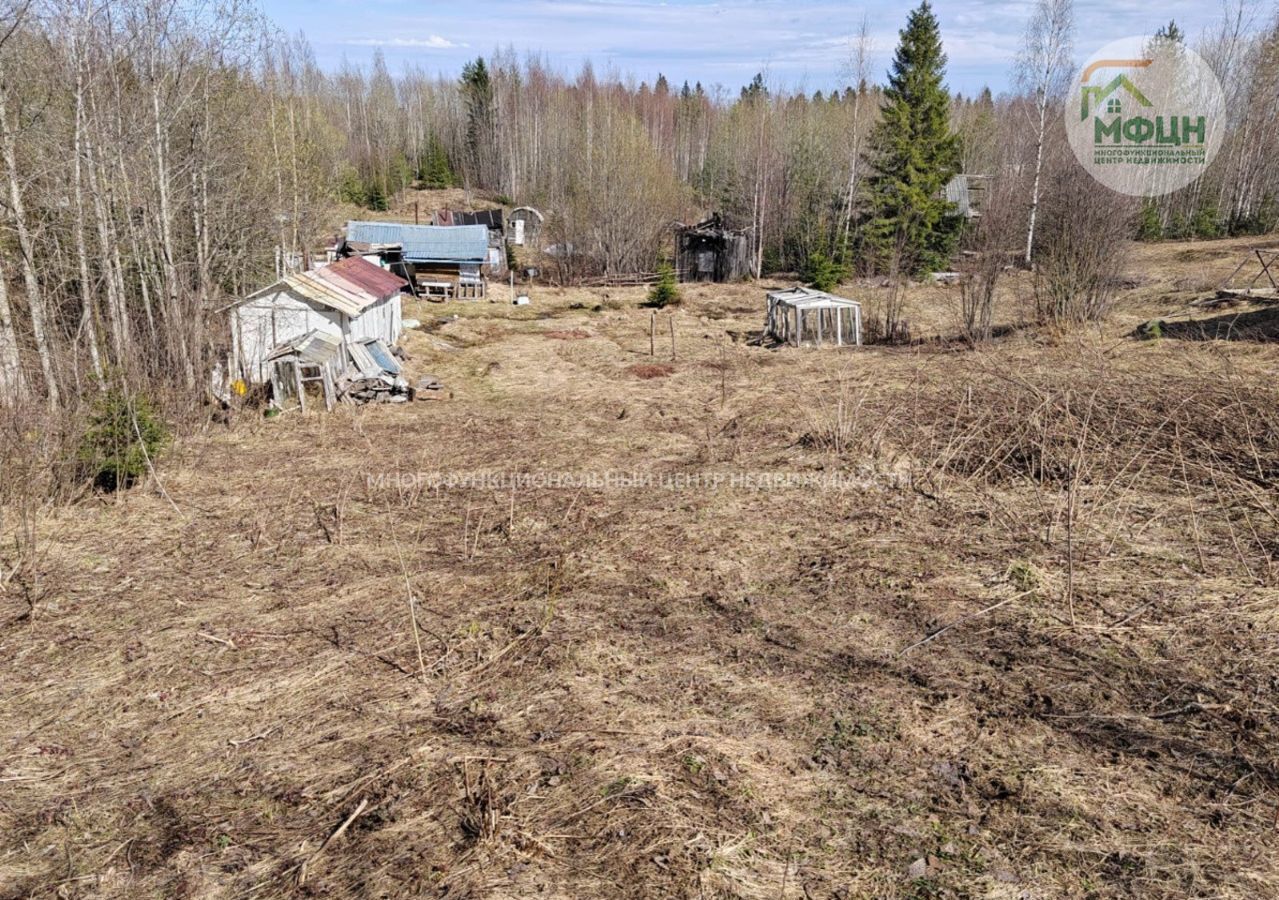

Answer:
[650,310,655,356]
[669,315,676,360]
[719,341,727,406]
[1257,249,1278,290]
[321,365,335,412]
[293,362,306,413]
[414,201,420,226]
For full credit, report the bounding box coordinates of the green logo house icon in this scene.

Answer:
[1066,39,1226,197]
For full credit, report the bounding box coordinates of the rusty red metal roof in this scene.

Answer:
[319,256,407,301]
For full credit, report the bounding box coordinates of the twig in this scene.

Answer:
[390,533,428,682]
[298,798,369,884]
[130,395,181,516]
[229,725,278,747]
[897,590,1033,656]
[196,631,236,650]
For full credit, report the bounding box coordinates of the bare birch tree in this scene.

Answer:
[838,18,873,253]
[1016,0,1074,266]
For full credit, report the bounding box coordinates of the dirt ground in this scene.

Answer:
[2,236,1278,899]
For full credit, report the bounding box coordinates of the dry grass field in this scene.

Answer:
[2,237,1279,899]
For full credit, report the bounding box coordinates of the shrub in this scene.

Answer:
[1135,200,1163,242]
[646,258,681,308]
[803,251,849,292]
[1192,201,1222,239]
[77,388,170,491]
[1033,165,1133,325]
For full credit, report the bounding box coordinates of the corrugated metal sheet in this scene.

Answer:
[510,206,544,223]
[945,175,971,216]
[346,221,489,264]
[319,256,407,299]
[279,272,365,317]
[243,257,404,317]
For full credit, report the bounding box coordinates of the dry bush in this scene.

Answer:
[958,176,1022,341]
[1033,166,1136,324]
[798,364,900,461]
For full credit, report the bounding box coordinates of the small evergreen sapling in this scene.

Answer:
[804,250,849,292]
[647,258,681,308]
[77,387,170,491]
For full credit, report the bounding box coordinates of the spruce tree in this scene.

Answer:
[861,1,961,275]
[646,258,681,308]
[460,58,494,184]
[421,135,455,188]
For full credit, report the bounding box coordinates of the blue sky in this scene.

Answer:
[260,0,1258,96]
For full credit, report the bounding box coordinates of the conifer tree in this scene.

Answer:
[460,58,495,185]
[420,135,455,188]
[861,1,961,275]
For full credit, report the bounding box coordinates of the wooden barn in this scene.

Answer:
[343,221,492,299]
[676,214,753,282]
[227,256,407,384]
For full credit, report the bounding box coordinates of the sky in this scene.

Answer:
[258,0,1261,96]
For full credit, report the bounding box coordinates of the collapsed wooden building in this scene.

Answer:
[944,174,991,219]
[676,214,753,282]
[341,221,493,299]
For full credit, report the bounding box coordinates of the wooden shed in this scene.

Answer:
[677,214,753,282]
[227,256,407,384]
[343,221,491,299]
[765,287,862,347]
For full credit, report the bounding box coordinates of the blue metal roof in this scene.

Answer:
[346,221,489,264]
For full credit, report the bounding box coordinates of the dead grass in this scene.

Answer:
[625,363,675,379]
[2,238,1279,899]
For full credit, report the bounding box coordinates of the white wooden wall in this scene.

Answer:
[346,294,402,346]
[231,289,343,383]
[231,289,403,384]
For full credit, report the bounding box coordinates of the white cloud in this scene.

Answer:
[345,35,467,49]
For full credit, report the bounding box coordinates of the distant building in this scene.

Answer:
[676,214,753,282]
[508,206,545,247]
[944,174,990,219]
[227,256,406,384]
[342,221,491,299]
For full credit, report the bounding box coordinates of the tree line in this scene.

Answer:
[0,0,1277,413]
